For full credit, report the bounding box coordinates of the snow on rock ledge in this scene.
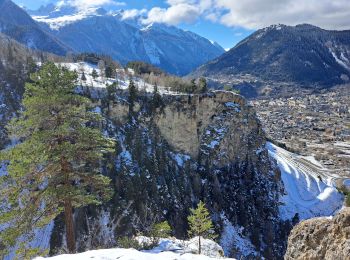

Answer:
[34,248,234,260]
[34,237,234,260]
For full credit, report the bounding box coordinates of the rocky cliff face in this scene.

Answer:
[285,208,350,260]
[49,91,286,259]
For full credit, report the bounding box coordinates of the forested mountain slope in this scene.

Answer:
[192,24,350,97]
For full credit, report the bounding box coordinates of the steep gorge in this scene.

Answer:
[49,91,288,259]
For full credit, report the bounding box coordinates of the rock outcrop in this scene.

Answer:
[285,208,350,260]
[50,91,285,259]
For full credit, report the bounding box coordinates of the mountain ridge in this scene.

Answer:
[25,2,225,75]
[192,23,350,97]
[0,0,69,55]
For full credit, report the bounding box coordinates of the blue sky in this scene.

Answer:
[14,0,350,50]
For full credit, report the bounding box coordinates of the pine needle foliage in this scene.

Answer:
[187,200,216,254]
[0,63,114,257]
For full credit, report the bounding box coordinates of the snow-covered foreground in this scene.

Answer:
[34,237,235,260]
[34,248,231,260]
[266,142,344,220]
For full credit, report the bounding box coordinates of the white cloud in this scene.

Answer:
[141,0,350,30]
[214,0,350,30]
[143,4,200,25]
[121,9,147,20]
[67,0,126,10]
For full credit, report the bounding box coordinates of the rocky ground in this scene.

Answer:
[285,208,350,260]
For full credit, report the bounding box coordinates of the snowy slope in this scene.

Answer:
[34,237,235,260]
[266,142,343,220]
[58,62,179,97]
[34,249,231,260]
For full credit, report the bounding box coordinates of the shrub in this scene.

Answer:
[117,237,142,250]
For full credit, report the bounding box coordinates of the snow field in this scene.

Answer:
[34,237,235,260]
[266,142,343,220]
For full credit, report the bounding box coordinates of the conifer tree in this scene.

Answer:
[151,84,162,113]
[105,65,114,79]
[149,221,172,246]
[187,201,216,254]
[198,78,208,93]
[91,68,98,80]
[188,79,197,94]
[128,78,137,115]
[107,82,118,100]
[152,221,172,238]
[0,63,114,256]
[81,71,87,82]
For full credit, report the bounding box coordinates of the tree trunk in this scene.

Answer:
[62,156,76,253]
[198,235,201,255]
[64,198,75,253]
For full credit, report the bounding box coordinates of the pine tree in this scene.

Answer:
[152,221,172,238]
[188,79,197,94]
[198,78,208,93]
[187,201,216,254]
[151,84,162,113]
[81,71,87,82]
[128,78,137,115]
[0,63,114,256]
[106,82,118,100]
[91,68,98,80]
[105,65,114,79]
[149,221,172,247]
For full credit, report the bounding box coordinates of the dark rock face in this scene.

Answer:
[49,91,288,259]
[0,0,68,55]
[193,24,350,96]
[285,208,350,260]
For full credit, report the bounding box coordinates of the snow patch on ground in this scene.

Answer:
[220,216,258,258]
[172,152,191,167]
[57,62,179,97]
[266,142,343,220]
[224,102,241,112]
[34,248,231,260]
[34,237,234,260]
[136,236,225,258]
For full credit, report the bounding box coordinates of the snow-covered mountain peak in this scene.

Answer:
[141,22,184,37]
[32,5,110,30]
[25,1,225,75]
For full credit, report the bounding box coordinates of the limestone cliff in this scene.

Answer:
[285,208,350,260]
[49,91,286,259]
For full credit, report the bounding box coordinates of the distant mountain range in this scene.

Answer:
[192,24,350,96]
[23,2,224,76]
[2,0,350,92]
[0,0,69,55]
